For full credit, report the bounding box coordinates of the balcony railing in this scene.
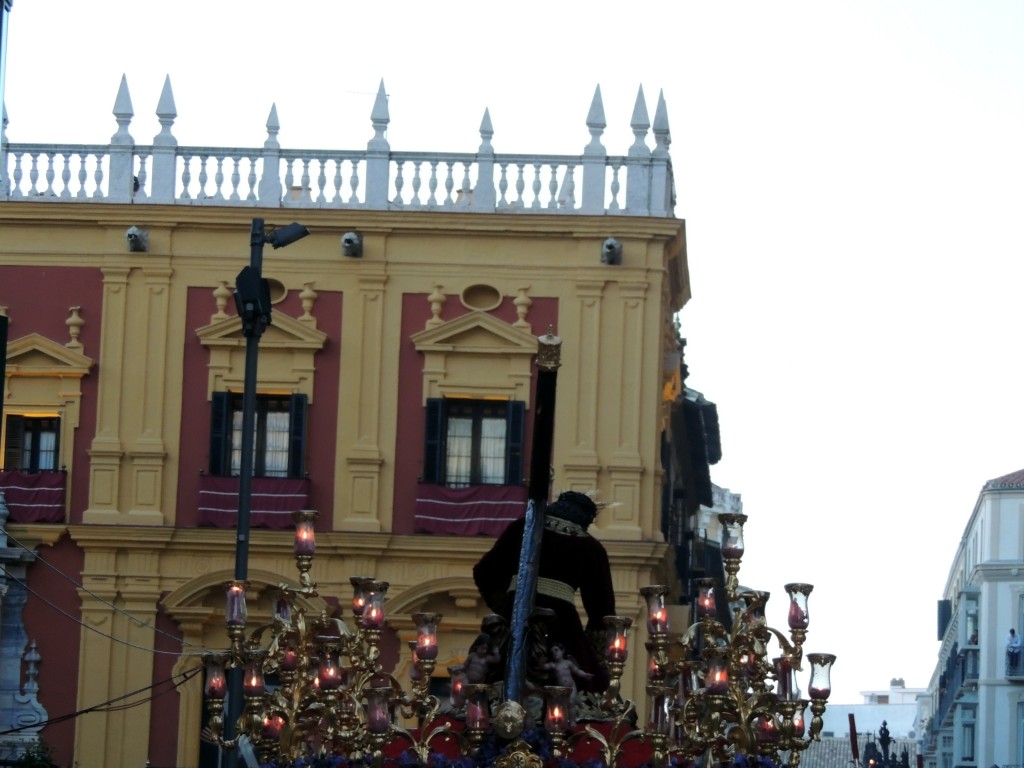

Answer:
[1006,649,1023,678]
[2,78,676,217]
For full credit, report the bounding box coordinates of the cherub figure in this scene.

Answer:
[543,642,594,725]
[451,633,501,684]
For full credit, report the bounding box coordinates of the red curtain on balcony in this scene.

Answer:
[0,470,66,523]
[197,476,310,530]
[414,484,527,536]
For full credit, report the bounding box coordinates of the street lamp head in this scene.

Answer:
[267,222,310,249]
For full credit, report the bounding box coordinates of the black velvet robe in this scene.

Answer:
[473,516,616,691]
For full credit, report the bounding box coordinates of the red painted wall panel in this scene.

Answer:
[21,534,84,764]
[0,265,103,523]
[392,294,557,534]
[177,288,342,530]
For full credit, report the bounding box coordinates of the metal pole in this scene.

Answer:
[223,218,267,768]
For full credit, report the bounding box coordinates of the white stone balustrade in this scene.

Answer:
[1,77,676,217]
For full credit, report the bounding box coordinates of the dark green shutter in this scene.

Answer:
[4,415,24,470]
[289,394,308,478]
[423,398,444,484]
[209,392,231,476]
[506,401,525,485]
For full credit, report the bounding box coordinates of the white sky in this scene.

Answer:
[5,1,1024,706]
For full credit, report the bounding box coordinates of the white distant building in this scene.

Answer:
[919,468,1024,768]
[819,678,925,740]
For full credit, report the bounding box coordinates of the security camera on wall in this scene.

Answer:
[341,232,363,258]
[126,226,149,253]
[601,237,622,265]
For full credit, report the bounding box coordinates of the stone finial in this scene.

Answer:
[426,284,446,328]
[212,282,231,320]
[653,89,671,157]
[153,75,178,147]
[584,85,606,156]
[629,85,650,157]
[479,108,494,154]
[513,286,532,330]
[368,79,390,151]
[111,74,134,145]
[66,306,84,350]
[265,104,281,150]
[299,282,318,325]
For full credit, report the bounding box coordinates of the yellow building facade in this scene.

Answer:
[0,79,698,768]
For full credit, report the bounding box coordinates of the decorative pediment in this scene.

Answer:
[5,333,94,377]
[410,312,539,407]
[195,312,327,402]
[411,312,538,355]
[196,312,327,351]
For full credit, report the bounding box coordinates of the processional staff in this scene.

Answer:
[504,328,561,704]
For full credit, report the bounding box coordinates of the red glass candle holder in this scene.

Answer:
[719,513,747,559]
[604,615,632,663]
[807,653,836,700]
[225,581,248,628]
[544,685,571,734]
[785,583,813,630]
[204,655,227,700]
[365,686,392,734]
[705,648,729,694]
[641,585,670,635]
[293,509,318,556]
[695,578,717,618]
[412,611,440,661]
[243,655,266,697]
[360,581,389,629]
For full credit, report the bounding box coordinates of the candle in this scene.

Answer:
[788,601,809,630]
[294,524,315,556]
[320,663,340,690]
[206,672,226,700]
[262,714,285,740]
[280,647,299,672]
[367,703,390,734]
[466,701,488,729]
[808,685,830,700]
[546,704,565,733]
[449,672,465,704]
[363,604,384,629]
[793,709,806,737]
[722,542,743,559]
[244,670,265,697]
[352,594,366,616]
[608,634,628,662]
[648,607,668,635]
[226,583,247,627]
[707,668,728,694]
[417,633,438,661]
[648,657,662,681]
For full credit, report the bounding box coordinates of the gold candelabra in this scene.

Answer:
[203,509,834,768]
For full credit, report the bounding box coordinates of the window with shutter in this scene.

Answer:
[209,393,307,478]
[3,415,60,471]
[423,398,524,488]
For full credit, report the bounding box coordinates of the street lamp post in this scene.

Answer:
[223,217,308,768]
